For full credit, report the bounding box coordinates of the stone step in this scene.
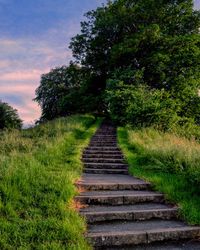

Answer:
[103,240,200,250]
[76,190,164,205]
[83,158,125,164]
[84,150,122,155]
[89,143,117,146]
[91,138,117,141]
[87,220,200,247]
[80,203,178,223]
[90,142,117,145]
[84,162,128,168]
[84,168,129,174]
[92,136,116,139]
[94,132,116,134]
[76,174,151,191]
[89,140,117,146]
[83,154,124,159]
[85,146,120,151]
[84,164,128,170]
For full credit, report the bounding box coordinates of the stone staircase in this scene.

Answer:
[75,122,200,249]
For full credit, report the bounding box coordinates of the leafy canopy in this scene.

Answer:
[35,0,200,129]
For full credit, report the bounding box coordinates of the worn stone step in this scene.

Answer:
[80,203,178,223]
[84,150,122,155]
[92,136,116,139]
[87,220,200,247]
[96,130,116,136]
[90,142,117,145]
[84,164,128,170]
[92,138,116,140]
[90,143,117,146]
[76,174,151,191]
[103,240,200,250]
[85,146,120,151]
[84,162,127,168]
[89,143,117,147]
[83,158,125,164]
[76,190,164,205]
[83,154,124,159]
[91,138,117,141]
[84,168,129,175]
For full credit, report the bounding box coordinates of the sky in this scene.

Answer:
[0,0,199,125]
[0,0,106,125]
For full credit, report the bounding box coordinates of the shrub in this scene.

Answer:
[106,80,179,130]
[0,101,22,129]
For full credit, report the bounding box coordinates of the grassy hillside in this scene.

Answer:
[0,115,101,250]
[118,127,200,225]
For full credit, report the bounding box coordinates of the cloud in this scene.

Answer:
[0,1,106,125]
[0,70,44,81]
[0,83,38,94]
[0,22,76,125]
[0,60,10,68]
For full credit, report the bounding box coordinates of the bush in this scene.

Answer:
[0,101,22,129]
[106,80,179,130]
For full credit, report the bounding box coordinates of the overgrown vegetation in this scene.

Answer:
[118,127,200,225]
[35,0,200,131]
[0,115,100,249]
[0,100,22,129]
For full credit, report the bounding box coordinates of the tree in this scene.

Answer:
[35,0,200,127]
[70,0,200,125]
[0,101,22,129]
[35,63,105,122]
[34,63,81,121]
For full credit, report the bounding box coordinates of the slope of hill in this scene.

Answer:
[118,127,200,226]
[0,115,100,249]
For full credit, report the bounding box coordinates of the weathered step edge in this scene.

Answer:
[77,183,151,191]
[84,168,129,174]
[87,227,200,247]
[76,193,164,205]
[81,208,178,223]
[83,158,125,163]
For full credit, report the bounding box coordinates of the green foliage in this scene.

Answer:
[0,101,22,129]
[118,127,200,224]
[35,64,104,122]
[35,63,82,121]
[0,115,100,249]
[68,0,200,128]
[106,80,179,130]
[35,0,200,128]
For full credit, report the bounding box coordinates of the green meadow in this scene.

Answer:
[0,115,101,250]
[118,127,200,226]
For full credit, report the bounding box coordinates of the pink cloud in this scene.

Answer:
[0,69,45,81]
[0,21,74,125]
[12,100,41,124]
[0,83,38,94]
[0,60,10,68]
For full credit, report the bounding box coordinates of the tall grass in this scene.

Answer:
[118,127,200,225]
[0,115,101,250]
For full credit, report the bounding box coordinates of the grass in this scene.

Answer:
[0,115,101,250]
[118,127,200,225]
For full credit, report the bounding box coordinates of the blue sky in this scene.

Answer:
[0,0,106,124]
[0,0,199,124]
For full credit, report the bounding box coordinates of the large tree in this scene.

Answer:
[70,0,200,123]
[35,0,200,126]
[70,0,200,81]
[35,63,105,121]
